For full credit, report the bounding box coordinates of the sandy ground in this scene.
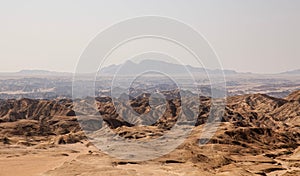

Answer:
[0,139,299,176]
[0,143,87,176]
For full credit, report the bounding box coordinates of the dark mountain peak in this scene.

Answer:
[100,59,237,75]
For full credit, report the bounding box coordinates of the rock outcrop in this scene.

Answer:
[0,90,299,150]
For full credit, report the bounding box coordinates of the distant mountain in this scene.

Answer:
[0,70,73,76]
[3,61,297,77]
[280,69,300,75]
[19,69,72,75]
[99,60,237,75]
[19,70,62,75]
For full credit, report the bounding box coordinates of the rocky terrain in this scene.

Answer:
[0,90,299,175]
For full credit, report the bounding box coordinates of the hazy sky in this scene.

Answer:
[0,0,299,73]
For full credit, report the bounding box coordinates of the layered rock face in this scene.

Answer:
[217,92,300,150]
[0,99,82,145]
[0,90,299,149]
[0,98,75,122]
[92,90,300,153]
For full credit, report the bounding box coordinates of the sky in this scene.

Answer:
[0,0,299,74]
